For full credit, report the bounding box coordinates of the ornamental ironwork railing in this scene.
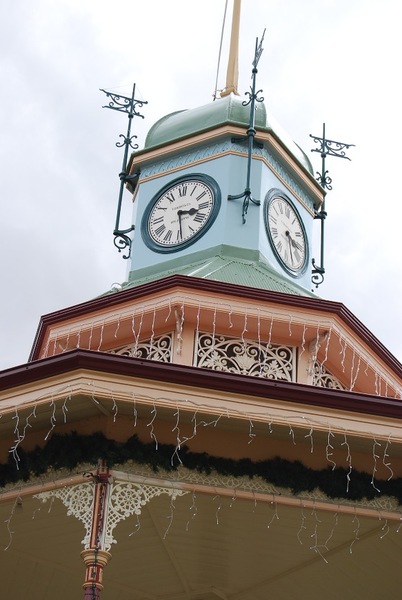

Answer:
[194,332,295,381]
[312,361,345,390]
[110,333,173,363]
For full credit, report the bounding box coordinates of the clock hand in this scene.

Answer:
[290,237,303,252]
[177,208,198,241]
[177,208,198,216]
[177,211,183,241]
[285,231,294,264]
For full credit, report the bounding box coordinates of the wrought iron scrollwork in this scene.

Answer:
[310,123,354,287]
[100,84,147,259]
[228,30,265,224]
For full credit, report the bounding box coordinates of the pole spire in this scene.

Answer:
[221,0,241,97]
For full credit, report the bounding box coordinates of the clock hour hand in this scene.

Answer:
[177,208,198,217]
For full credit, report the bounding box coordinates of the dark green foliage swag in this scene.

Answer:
[2,432,402,505]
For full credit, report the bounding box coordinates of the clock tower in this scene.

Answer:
[125,90,323,295]
[2,3,401,599]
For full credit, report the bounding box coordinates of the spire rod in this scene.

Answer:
[221,0,241,97]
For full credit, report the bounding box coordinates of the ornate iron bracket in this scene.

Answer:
[228,30,265,224]
[310,123,354,287]
[100,84,147,259]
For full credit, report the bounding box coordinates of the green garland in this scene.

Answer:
[2,431,402,505]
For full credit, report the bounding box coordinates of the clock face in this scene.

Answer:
[142,175,221,253]
[265,192,308,276]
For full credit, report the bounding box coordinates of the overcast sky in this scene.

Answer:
[0,0,401,370]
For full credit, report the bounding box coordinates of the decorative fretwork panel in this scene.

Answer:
[195,332,296,381]
[109,333,173,363]
[312,361,345,390]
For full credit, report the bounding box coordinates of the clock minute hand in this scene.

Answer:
[285,231,294,264]
[177,211,183,241]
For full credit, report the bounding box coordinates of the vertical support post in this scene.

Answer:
[310,124,354,287]
[221,0,241,97]
[81,461,112,600]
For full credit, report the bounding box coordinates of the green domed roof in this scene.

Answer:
[144,94,313,175]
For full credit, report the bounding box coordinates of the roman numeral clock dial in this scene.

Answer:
[142,175,221,253]
[264,191,308,276]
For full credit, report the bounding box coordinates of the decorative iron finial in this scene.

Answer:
[100,84,147,259]
[228,29,266,223]
[310,123,355,287]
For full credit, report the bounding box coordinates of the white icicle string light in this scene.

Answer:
[196,303,201,338]
[326,427,336,470]
[132,392,138,427]
[371,437,381,493]
[88,323,94,351]
[324,509,339,549]
[248,419,256,444]
[128,512,141,536]
[186,490,198,531]
[300,323,307,358]
[257,310,263,377]
[163,493,176,539]
[97,322,104,352]
[288,424,296,445]
[341,432,353,493]
[350,511,360,554]
[149,307,156,354]
[213,493,222,525]
[3,495,22,551]
[350,354,361,392]
[305,426,314,454]
[76,327,81,349]
[9,408,21,468]
[267,314,273,349]
[171,408,183,465]
[228,306,233,329]
[111,392,118,423]
[339,336,347,373]
[211,306,217,359]
[133,310,144,355]
[229,488,238,508]
[267,497,279,529]
[378,511,390,539]
[147,401,158,449]
[165,298,172,323]
[252,491,257,513]
[349,350,356,391]
[323,326,332,366]
[62,391,70,423]
[310,523,328,564]
[114,314,121,339]
[51,333,58,356]
[383,435,394,481]
[297,503,307,544]
[44,398,57,441]
[241,312,248,349]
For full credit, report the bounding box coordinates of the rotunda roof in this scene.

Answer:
[144,93,313,175]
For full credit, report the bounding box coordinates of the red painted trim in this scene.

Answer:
[2,349,402,420]
[28,275,402,377]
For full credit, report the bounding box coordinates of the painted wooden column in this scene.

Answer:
[81,461,112,599]
[34,470,188,597]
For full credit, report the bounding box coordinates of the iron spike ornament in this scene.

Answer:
[310,123,355,287]
[228,29,266,224]
[100,84,147,259]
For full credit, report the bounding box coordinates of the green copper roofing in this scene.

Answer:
[144,94,313,175]
[119,245,315,297]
